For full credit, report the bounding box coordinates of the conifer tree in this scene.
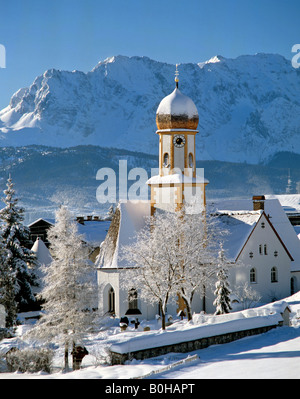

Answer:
[0,175,37,315]
[0,237,16,327]
[29,206,96,371]
[213,245,232,315]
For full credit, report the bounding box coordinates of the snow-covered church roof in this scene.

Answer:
[95,201,151,269]
[156,87,199,131]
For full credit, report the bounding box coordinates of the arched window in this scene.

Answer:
[108,287,115,314]
[189,153,194,168]
[163,153,169,167]
[250,268,257,283]
[271,267,278,283]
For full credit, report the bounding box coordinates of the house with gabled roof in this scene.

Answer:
[204,195,300,313]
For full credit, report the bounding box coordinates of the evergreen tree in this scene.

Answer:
[0,175,37,315]
[29,206,96,371]
[213,245,232,315]
[0,237,16,327]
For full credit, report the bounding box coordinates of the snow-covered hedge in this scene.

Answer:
[6,348,54,373]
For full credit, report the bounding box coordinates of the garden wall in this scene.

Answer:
[109,312,286,365]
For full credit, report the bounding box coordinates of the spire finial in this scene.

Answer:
[175,64,179,88]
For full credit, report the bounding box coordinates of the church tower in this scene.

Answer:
[147,66,208,214]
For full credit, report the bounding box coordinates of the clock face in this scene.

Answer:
[173,135,186,148]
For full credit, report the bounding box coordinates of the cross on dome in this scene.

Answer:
[175,64,179,88]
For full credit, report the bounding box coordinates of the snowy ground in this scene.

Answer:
[1,293,300,379]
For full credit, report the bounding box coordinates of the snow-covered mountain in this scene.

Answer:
[1,54,300,164]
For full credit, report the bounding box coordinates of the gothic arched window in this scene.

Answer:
[108,287,115,314]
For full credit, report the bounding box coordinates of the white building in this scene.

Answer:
[204,196,300,313]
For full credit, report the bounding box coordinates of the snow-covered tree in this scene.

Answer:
[28,206,96,371]
[121,210,182,330]
[0,175,37,314]
[213,245,232,315]
[174,206,227,321]
[0,237,16,327]
[121,205,229,327]
[233,282,262,310]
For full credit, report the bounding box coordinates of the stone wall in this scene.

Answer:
[110,324,277,365]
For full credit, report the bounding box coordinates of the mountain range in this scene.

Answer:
[1,53,300,164]
[0,145,297,225]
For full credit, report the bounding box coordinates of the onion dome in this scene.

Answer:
[156,65,199,130]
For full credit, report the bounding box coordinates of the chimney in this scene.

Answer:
[252,195,265,211]
[76,216,84,225]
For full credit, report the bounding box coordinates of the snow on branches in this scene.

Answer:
[121,205,230,328]
[0,175,37,326]
[29,206,96,370]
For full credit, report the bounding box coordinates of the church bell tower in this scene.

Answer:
[147,65,208,214]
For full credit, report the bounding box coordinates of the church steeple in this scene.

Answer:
[147,66,209,214]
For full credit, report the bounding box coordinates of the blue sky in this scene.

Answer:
[0,0,299,109]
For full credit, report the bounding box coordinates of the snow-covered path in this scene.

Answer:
[150,326,300,379]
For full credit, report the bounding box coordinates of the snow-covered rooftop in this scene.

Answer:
[265,194,300,213]
[31,237,52,267]
[146,173,209,185]
[211,198,300,271]
[96,201,150,269]
[212,210,261,261]
[156,88,198,118]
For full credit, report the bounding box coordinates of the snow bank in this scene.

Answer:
[110,312,283,355]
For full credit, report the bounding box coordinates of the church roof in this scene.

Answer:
[156,87,199,130]
[95,201,151,269]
